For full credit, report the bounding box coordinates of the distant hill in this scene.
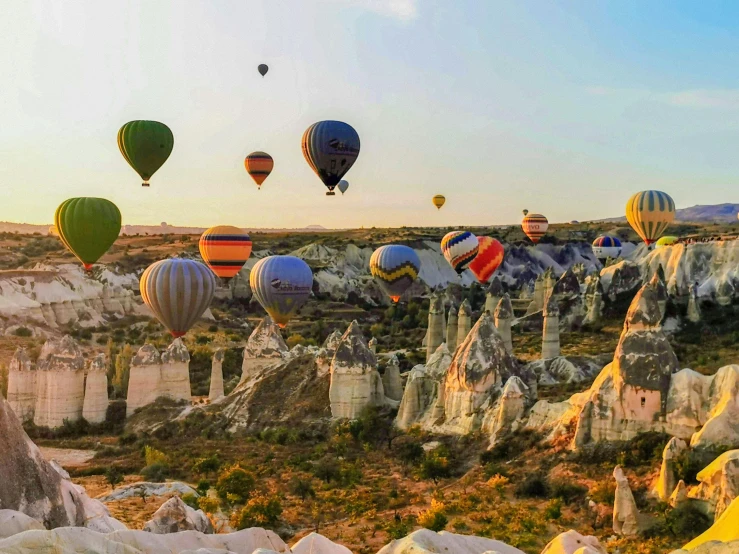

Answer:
[599,203,739,223]
[0,222,342,235]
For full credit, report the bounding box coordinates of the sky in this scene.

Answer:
[1,0,739,229]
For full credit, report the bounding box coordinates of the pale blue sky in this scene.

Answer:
[1,1,738,228]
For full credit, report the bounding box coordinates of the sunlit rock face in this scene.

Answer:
[7,348,36,422]
[143,496,213,534]
[33,336,86,429]
[493,294,513,353]
[425,294,445,362]
[317,330,343,376]
[82,354,108,424]
[241,317,289,383]
[396,343,452,430]
[381,355,403,402]
[688,449,739,521]
[208,348,225,402]
[484,375,529,444]
[329,321,384,419]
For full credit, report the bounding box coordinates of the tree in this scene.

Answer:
[215,465,256,505]
[113,344,133,398]
[105,467,123,490]
[231,494,282,530]
[288,477,316,500]
[105,338,118,384]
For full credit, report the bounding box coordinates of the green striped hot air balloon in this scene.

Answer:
[118,120,174,187]
[54,198,122,270]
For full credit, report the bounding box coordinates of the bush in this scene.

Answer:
[231,494,282,530]
[215,465,256,505]
[417,500,448,532]
[665,504,711,537]
[198,496,220,514]
[13,327,32,337]
[181,493,199,510]
[417,448,451,484]
[144,445,169,467]
[313,456,340,483]
[193,453,222,475]
[544,499,562,520]
[589,480,616,505]
[396,440,424,466]
[141,462,169,482]
[481,429,542,463]
[104,467,123,489]
[288,477,316,500]
[550,479,588,504]
[515,472,549,499]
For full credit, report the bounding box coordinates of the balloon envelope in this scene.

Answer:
[245,152,274,188]
[370,245,421,302]
[468,237,504,284]
[338,180,349,194]
[250,255,313,327]
[522,214,549,243]
[55,198,121,270]
[441,231,479,274]
[655,235,679,248]
[117,120,174,186]
[432,195,446,210]
[199,226,252,279]
[140,258,216,338]
[592,235,622,260]
[258,63,269,76]
[302,121,360,195]
[625,190,675,245]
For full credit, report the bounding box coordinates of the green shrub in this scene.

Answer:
[181,493,199,510]
[288,477,316,500]
[193,453,222,475]
[550,479,588,504]
[144,445,168,466]
[417,448,451,484]
[141,462,169,482]
[515,472,549,498]
[313,456,340,483]
[231,494,282,530]
[544,499,562,520]
[215,465,256,505]
[13,327,32,337]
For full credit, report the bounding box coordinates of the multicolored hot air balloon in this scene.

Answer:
[468,237,504,284]
[117,120,174,187]
[441,231,479,274]
[244,152,274,189]
[258,64,269,77]
[592,235,622,260]
[199,226,253,280]
[338,180,349,195]
[140,258,216,338]
[655,235,679,248]
[625,190,675,245]
[432,195,446,210]
[55,198,121,271]
[302,121,360,195]
[522,213,549,243]
[250,255,313,327]
[370,245,421,303]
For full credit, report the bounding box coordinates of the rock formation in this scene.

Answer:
[329,321,384,419]
[291,533,353,554]
[82,353,108,424]
[426,294,445,362]
[613,465,641,536]
[381,355,403,402]
[126,339,191,417]
[376,528,525,554]
[540,530,607,554]
[208,349,225,402]
[682,495,739,552]
[542,293,561,359]
[446,302,458,351]
[670,480,688,508]
[652,437,688,502]
[487,376,528,444]
[688,290,702,323]
[317,330,343,376]
[396,343,452,430]
[485,277,504,314]
[457,299,472,348]
[0,510,45,540]
[583,274,603,326]
[33,336,86,429]
[648,272,667,321]
[143,496,213,534]
[688,449,739,520]
[241,317,288,383]
[368,337,377,354]
[7,348,36,422]
[494,294,513,353]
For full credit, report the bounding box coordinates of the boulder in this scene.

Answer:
[446,302,459,351]
[542,293,561,359]
[97,482,199,502]
[291,532,352,554]
[493,294,513,354]
[143,496,213,534]
[0,510,44,540]
[376,528,524,554]
[670,480,688,508]
[540,530,607,554]
[485,376,528,444]
[613,465,641,536]
[208,349,225,402]
[457,299,473,348]
[316,330,343,376]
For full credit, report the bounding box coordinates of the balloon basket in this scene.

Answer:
[326,191,336,196]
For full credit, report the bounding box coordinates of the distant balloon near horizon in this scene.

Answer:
[521,213,549,243]
[592,235,622,260]
[655,235,679,248]
[370,245,421,303]
[140,258,216,338]
[302,121,360,195]
[55,198,121,271]
[250,255,313,327]
[441,231,479,274]
[338,180,349,195]
[432,195,446,210]
[626,190,675,245]
[244,151,274,189]
[469,236,504,284]
[522,209,529,216]
[117,120,174,187]
[199,225,253,280]
[258,63,269,77]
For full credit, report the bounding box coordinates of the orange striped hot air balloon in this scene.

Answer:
[522,213,549,243]
[244,151,274,189]
[468,237,504,284]
[199,225,253,280]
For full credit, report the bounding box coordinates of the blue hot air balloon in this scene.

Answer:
[249,255,313,327]
[302,121,360,195]
[592,235,622,260]
[370,245,421,302]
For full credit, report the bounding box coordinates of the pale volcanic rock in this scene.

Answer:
[396,343,452,430]
[7,348,36,422]
[540,530,607,554]
[208,349,225,402]
[376,528,525,554]
[613,465,641,536]
[542,293,561,359]
[670,480,688,508]
[681,496,739,552]
[317,330,344,376]
[329,321,384,419]
[97,482,199,502]
[601,260,642,300]
[0,510,45,539]
[291,532,352,554]
[457,299,472,349]
[484,375,529,444]
[241,317,288,382]
[382,355,404,402]
[82,354,109,424]
[582,274,604,326]
[143,496,213,535]
[33,336,86,429]
[652,437,688,502]
[446,302,458,351]
[484,277,504,314]
[688,450,739,520]
[425,294,445,362]
[493,294,513,353]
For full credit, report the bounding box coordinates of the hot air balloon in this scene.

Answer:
[55,198,121,271]
[302,121,360,195]
[522,209,529,216]
[655,235,679,248]
[338,180,349,195]
[592,235,622,260]
[468,237,504,284]
[250,255,313,327]
[258,64,269,77]
[432,195,446,210]
[370,245,421,303]
[140,258,216,338]
[625,190,675,245]
[199,226,253,280]
[441,231,479,274]
[117,120,174,187]
[522,213,549,243]
[245,152,274,189]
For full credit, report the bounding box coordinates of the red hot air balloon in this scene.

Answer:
[468,237,504,284]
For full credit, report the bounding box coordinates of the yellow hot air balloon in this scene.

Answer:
[655,235,679,248]
[432,195,446,210]
[626,191,675,245]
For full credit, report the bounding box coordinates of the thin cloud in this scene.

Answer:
[344,0,419,21]
[586,85,739,109]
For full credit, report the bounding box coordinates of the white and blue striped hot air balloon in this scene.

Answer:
[592,235,622,260]
[370,245,421,303]
[250,255,313,327]
[301,121,360,196]
[441,231,479,274]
